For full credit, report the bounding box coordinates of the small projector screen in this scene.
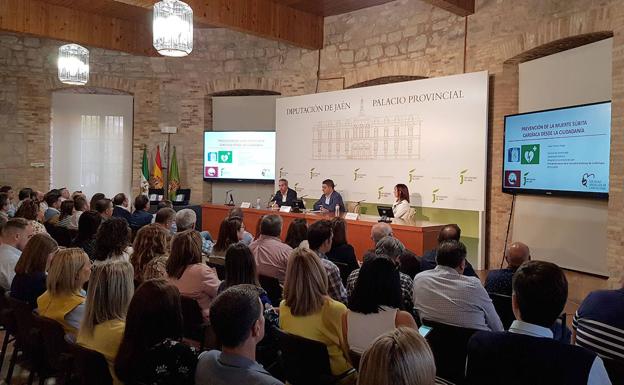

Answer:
[503,101,611,199]
[203,131,276,182]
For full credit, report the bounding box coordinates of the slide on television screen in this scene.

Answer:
[203,131,276,182]
[502,101,610,198]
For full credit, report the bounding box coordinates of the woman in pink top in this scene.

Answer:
[166,230,220,319]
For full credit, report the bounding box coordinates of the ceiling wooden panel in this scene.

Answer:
[272,0,396,16]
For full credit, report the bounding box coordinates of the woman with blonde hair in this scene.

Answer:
[279,247,352,377]
[358,327,436,385]
[131,223,169,282]
[11,233,58,308]
[166,230,220,319]
[77,259,134,385]
[37,248,91,335]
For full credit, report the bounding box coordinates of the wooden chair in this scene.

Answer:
[32,314,70,383]
[59,343,113,385]
[488,292,515,330]
[179,295,209,350]
[5,296,42,385]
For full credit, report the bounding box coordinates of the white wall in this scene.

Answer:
[513,38,612,276]
[210,95,278,206]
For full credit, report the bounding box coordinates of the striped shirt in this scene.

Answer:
[573,288,624,362]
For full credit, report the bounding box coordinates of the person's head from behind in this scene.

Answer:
[59,199,75,220]
[358,327,436,385]
[394,183,410,203]
[0,186,14,201]
[59,188,70,200]
[115,279,183,382]
[89,193,106,210]
[73,196,88,212]
[223,243,258,288]
[157,200,173,210]
[308,219,333,253]
[437,224,461,244]
[330,217,348,248]
[285,218,308,249]
[45,191,62,210]
[95,198,113,218]
[214,217,244,252]
[283,247,328,316]
[18,188,33,202]
[166,230,202,279]
[134,195,150,212]
[228,207,244,220]
[0,193,9,213]
[77,210,102,241]
[15,234,58,275]
[321,179,335,196]
[47,248,91,296]
[210,285,265,351]
[260,214,282,237]
[81,259,134,336]
[512,260,567,328]
[375,236,405,264]
[278,179,289,194]
[112,193,128,208]
[175,208,196,231]
[132,223,169,274]
[371,222,393,244]
[349,257,401,314]
[506,242,531,269]
[1,218,33,250]
[435,240,467,273]
[154,208,176,230]
[14,199,40,221]
[95,217,130,261]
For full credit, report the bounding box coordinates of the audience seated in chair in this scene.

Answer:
[44,190,63,223]
[343,257,417,355]
[347,236,414,313]
[57,199,75,228]
[94,217,132,262]
[279,247,353,377]
[195,285,284,385]
[37,248,91,337]
[212,217,245,258]
[131,223,170,283]
[466,260,612,385]
[358,327,437,385]
[111,193,131,223]
[250,214,293,283]
[70,210,102,260]
[420,224,478,277]
[94,198,114,220]
[69,196,89,230]
[308,220,347,304]
[89,193,105,212]
[413,240,503,332]
[154,207,176,233]
[284,218,309,249]
[10,233,57,308]
[166,230,221,319]
[14,198,47,235]
[326,217,359,280]
[217,243,272,308]
[0,218,34,290]
[129,195,152,232]
[0,192,10,223]
[485,242,530,296]
[114,279,199,385]
[77,259,134,385]
[227,207,254,245]
[175,208,214,254]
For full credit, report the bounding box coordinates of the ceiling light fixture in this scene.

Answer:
[153,0,194,57]
[57,44,89,85]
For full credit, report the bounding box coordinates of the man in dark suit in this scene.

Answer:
[484,242,530,296]
[420,224,478,277]
[129,194,152,232]
[271,179,297,207]
[112,193,131,223]
[466,261,611,385]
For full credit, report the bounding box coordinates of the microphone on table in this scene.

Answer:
[354,199,365,214]
[226,190,235,206]
[267,193,276,208]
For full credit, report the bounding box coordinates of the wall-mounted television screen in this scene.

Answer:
[502,101,611,199]
[203,131,275,182]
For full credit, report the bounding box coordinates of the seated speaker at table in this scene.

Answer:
[392,184,411,220]
[272,178,297,207]
[313,179,345,213]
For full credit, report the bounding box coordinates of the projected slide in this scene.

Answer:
[503,102,610,197]
[203,131,275,181]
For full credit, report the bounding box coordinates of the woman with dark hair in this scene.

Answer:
[94,217,132,262]
[343,258,416,354]
[70,210,102,259]
[69,196,88,229]
[10,233,58,308]
[114,279,199,385]
[211,217,244,257]
[57,199,75,228]
[166,230,220,319]
[14,198,47,234]
[392,184,411,220]
[217,243,271,306]
[284,218,308,249]
[89,193,106,211]
[326,217,358,279]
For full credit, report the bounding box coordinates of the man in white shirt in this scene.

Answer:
[412,240,503,331]
[0,218,34,290]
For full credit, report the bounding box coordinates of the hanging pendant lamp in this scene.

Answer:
[153,0,194,57]
[57,44,89,85]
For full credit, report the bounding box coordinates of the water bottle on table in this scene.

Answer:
[335,204,340,216]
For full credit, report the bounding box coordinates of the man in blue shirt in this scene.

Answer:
[484,242,530,296]
[195,285,283,385]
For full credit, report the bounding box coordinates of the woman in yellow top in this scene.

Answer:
[77,259,134,385]
[37,248,91,337]
[279,247,353,377]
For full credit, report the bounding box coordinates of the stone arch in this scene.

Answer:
[341,60,434,89]
[346,75,428,89]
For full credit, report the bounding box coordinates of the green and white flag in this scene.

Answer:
[141,146,150,195]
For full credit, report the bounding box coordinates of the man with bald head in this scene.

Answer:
[484,242,530,296]
[421,224,478,277]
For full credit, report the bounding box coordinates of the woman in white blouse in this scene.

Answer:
[392,184,411,220]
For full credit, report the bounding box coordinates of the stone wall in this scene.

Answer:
[1,0,623,288]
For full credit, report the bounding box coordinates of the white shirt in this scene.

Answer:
[347,306,398,354]
[392,200,410,220]
[509,320,612,385]
[0,244,21,290]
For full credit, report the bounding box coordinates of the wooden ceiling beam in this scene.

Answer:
[0,0,157,55]
[420,0,474,16]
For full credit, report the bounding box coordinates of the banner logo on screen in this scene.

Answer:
[204,166,219,178]
[581,173,607,191]
[310,168,321,179]
[504,171,521,188]
[279,167,288,178]
[521,144,540,165]
[353,168,366,181]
